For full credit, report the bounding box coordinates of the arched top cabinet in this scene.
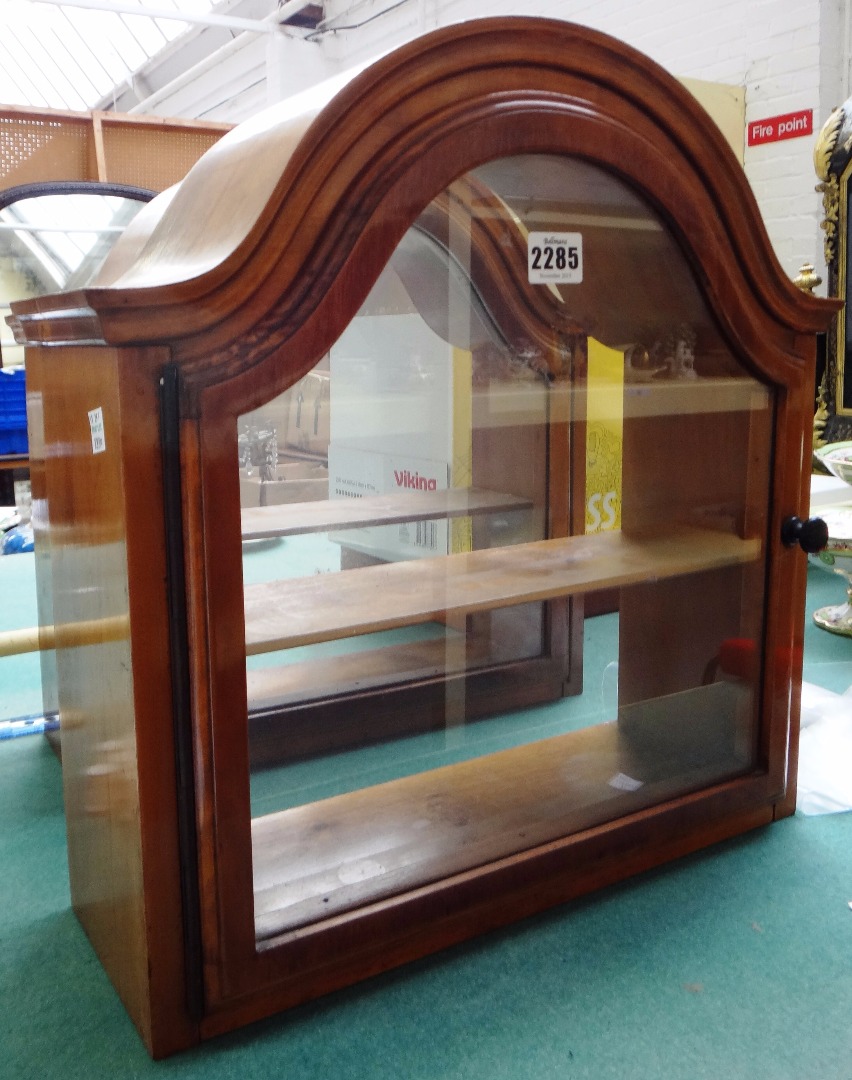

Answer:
[10,18,837,1059]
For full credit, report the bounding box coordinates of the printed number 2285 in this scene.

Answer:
[530,245,579,270]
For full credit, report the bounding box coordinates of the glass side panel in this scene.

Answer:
[1,190,148,729]
[232,155,772,946]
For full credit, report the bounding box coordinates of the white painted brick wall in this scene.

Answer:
[316,0,845,285]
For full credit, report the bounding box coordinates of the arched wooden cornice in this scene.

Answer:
[10,16,838,398]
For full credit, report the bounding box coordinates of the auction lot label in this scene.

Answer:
[528,232,583,284]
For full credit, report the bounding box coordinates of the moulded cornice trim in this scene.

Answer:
[10,17,839,383]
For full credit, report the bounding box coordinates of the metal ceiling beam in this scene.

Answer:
[25,0,302,35]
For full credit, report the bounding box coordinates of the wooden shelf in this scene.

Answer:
[251,681,750,941]
[241,487,532,540]
[0,454,28,472]
[248,635,461,712]
[466,376,766,431]
[243,526,760,655]
[620,377,769,418]
[324,380,765,444]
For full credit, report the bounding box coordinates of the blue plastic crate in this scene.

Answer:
[0,369,27,454]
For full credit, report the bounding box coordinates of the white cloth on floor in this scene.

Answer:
[797,682,852,815]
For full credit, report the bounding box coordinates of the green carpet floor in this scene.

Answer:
[1,561,851,1077]
[0,550,41,721]
[2,734,852,1079]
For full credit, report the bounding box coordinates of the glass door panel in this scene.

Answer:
[229,154,772,946]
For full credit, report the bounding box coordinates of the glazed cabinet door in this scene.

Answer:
[192,154,777,1012]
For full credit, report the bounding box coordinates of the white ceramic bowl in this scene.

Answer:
[815,441,852,486]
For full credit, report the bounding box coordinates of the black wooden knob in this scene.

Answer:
[780,515,829,553]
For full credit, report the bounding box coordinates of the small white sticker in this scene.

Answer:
[528,231,583,284]
[88,407,106,455]
[608,772,644,792]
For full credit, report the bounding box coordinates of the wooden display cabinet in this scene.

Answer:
[9,18,836,1058]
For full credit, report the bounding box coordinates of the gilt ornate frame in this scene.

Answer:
[815,101,852,442]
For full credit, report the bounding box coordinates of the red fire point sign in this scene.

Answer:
[747,109,813,147]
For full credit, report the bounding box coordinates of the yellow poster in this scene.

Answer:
[451,346,473,553]
[585,338,623,533]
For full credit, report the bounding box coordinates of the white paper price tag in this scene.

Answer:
[88,407,106,455]
[527,232,583,284]
[608,772,644,792]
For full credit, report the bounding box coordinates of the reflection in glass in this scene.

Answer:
[226,155,773,946]
[0,186,151,729]
[0,191,148,366]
